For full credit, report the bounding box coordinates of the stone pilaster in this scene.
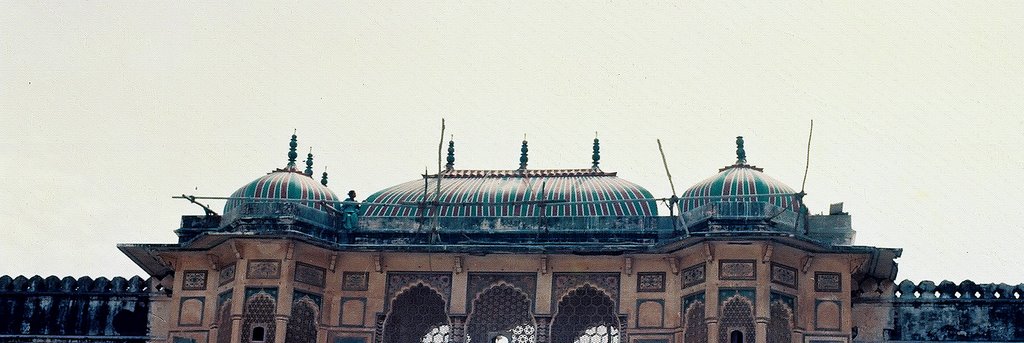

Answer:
[534,315,552,343]
[449,314,468,343]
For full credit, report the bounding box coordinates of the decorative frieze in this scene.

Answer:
[342,272,370,291]
[682,264,706,288]
[719,260,756,280]
[219,263,236,286]
[815,272,842,292]
[770,263,797,288]
[246,260,281,279]
[637,272,666,292]
[294,262,326,287]
[182,271,208,291]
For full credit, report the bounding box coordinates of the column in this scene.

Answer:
[230,315,244,343]
[535,315,552,343]
[275,314,290,343]
[449,314,468,343]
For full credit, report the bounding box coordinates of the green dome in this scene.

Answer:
[223,169,340,214]
[679,136,799,213]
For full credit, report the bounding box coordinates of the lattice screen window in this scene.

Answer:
[383,284,450,343]
[767,300,793,343]
[285,297,320,343]
[551,285,620,343]
[468,284,536,343]
[683,301,707,343]
[717,296,754,343]
[217,300,234,343]
[242,293,277,343]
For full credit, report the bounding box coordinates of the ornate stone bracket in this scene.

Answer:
[666,256,680,275]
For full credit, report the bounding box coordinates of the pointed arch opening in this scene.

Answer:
[767,300,794,343]
[718,295,753,343]
[467,283,536,343]
[383,284,450,343]
[285,296,320,343]
[242,293,276,343]
[551,285,619,343]
[683,300,707,343]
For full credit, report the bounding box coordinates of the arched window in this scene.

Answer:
[468,284,536,343]
[217,299,234,343]
[242,292,276,343]
[551,285,619,343]
[383,284,450,343]
[728,331,742,343]
[717,295,753,343]
[251,327,266,342]
[683,301,707,343]
[767,300,793,343]
[285,297,320,343]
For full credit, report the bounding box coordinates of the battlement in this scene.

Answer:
[0,275,152,295]
[894,279,1024,300]
[0,275,152,340]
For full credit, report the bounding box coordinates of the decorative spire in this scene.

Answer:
[304,147,314,177]
[321,167,329,186]
[445,137,455,171]
[287,130,298,169]
[518,136,529,170]
[591,132,601,169]
[735,136,747,165]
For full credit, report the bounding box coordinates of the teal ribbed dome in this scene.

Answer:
[362,169,657,217]
[223,169,340,214]
[679,136,799,212]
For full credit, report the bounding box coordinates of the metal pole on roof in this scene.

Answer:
[431,119,446,244]
[795,119,814,234]
[657,139,684,234]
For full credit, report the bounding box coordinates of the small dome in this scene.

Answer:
[362,169,657,217]
[679,136,799,212]
[224,169,340,214]
[223,133,338,215]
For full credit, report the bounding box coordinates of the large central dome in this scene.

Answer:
[362,139,657,218]
[363,169,657,217]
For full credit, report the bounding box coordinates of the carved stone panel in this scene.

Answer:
[247,260,281,279]
[343,272,370,291]
[219,263,236,286]
[182,271,208,290]
[294,262,326,287]
[682,264,706,288]
[637,272,666,292]
[770,263,797,288]
[719,260,756,280]
[815,272,842,292]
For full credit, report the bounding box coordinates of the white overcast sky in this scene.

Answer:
[1,1,1022,283]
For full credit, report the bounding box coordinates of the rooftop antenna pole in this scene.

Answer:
[657,139,685,234]
[431,118,446,243]
[796,119,814,233]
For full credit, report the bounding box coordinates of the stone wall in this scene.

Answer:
[0,275,153,342]
[890,280,1024,342]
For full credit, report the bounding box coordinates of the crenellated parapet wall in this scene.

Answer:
[889,280,1024,342]
[0,275,154,342]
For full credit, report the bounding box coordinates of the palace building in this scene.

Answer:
[1,133,1022,343]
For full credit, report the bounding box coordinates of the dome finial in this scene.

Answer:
[321,166,329,186]
[304,147,314,177]
[518,136,529,170]
[287,130,298,169]
[445,136,455,171]
[591,132,601,169]
[735,136,747,165]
